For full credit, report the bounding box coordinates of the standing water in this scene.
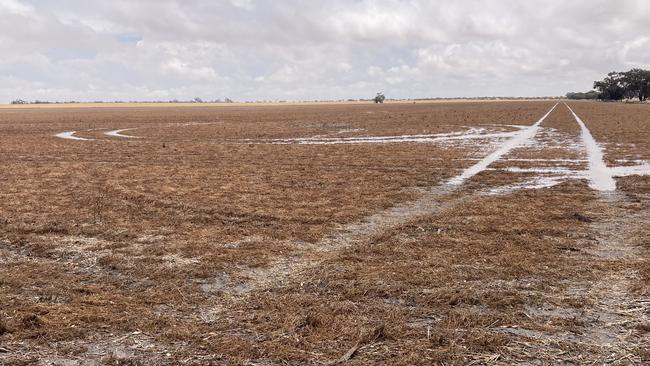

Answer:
[566,104,616,191]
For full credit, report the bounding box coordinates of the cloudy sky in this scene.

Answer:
[1,0,649,102]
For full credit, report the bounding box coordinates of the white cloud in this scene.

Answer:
[162,59,219,81]
[620,37,650,66]
[229,0,254,10]
[0,0,34,16]
[1,0,650,102]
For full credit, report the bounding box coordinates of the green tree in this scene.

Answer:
[621,68,650,101]
[593,72,626,101]
[566,91,599,100]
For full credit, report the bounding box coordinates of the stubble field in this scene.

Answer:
[0,101,648,365]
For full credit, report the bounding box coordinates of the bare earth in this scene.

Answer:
[0,101,648,365]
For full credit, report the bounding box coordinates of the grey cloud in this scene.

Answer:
[1,0,649,102]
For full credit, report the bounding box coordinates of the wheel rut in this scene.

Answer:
[218,105,560,297]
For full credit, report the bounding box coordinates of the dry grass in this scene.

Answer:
[0,101,648,365]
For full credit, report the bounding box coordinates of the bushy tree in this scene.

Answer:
[566,91,599,100]
[593,72,626,101]
[621,68,650,101]
[593,69,650,101]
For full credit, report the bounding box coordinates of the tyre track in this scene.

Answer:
[448,103,558,185]
[217,104,560,296]
[566,103,617,191]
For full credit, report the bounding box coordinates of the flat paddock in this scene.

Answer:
[0,101,648,364]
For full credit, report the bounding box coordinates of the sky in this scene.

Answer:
[1,0,649,103]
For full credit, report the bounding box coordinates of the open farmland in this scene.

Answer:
[0,101,649,365]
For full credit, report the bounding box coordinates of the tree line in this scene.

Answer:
[568,68,650,101]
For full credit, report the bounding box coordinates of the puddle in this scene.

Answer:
[243,127,520,145]
[335,128,366,134]
[175,121,217,127]
[502,158,586,163]
[566,104,616,191]
[485,175,579,195]
[55,131,93,141]
[611,163,650,177]
[105,128,140,138]
[447,103,558,185]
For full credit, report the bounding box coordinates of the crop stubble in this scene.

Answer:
[0,101,648,365]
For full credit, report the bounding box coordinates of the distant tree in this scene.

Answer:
[620,68,650,101]
[593,72,626,101]
[193,97,204,103]
[374,92,386,104]
[592,69,650,102]
[11,99,28,104]
[566,91,599,100]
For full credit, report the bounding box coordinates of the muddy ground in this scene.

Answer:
[0,101,648,365]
